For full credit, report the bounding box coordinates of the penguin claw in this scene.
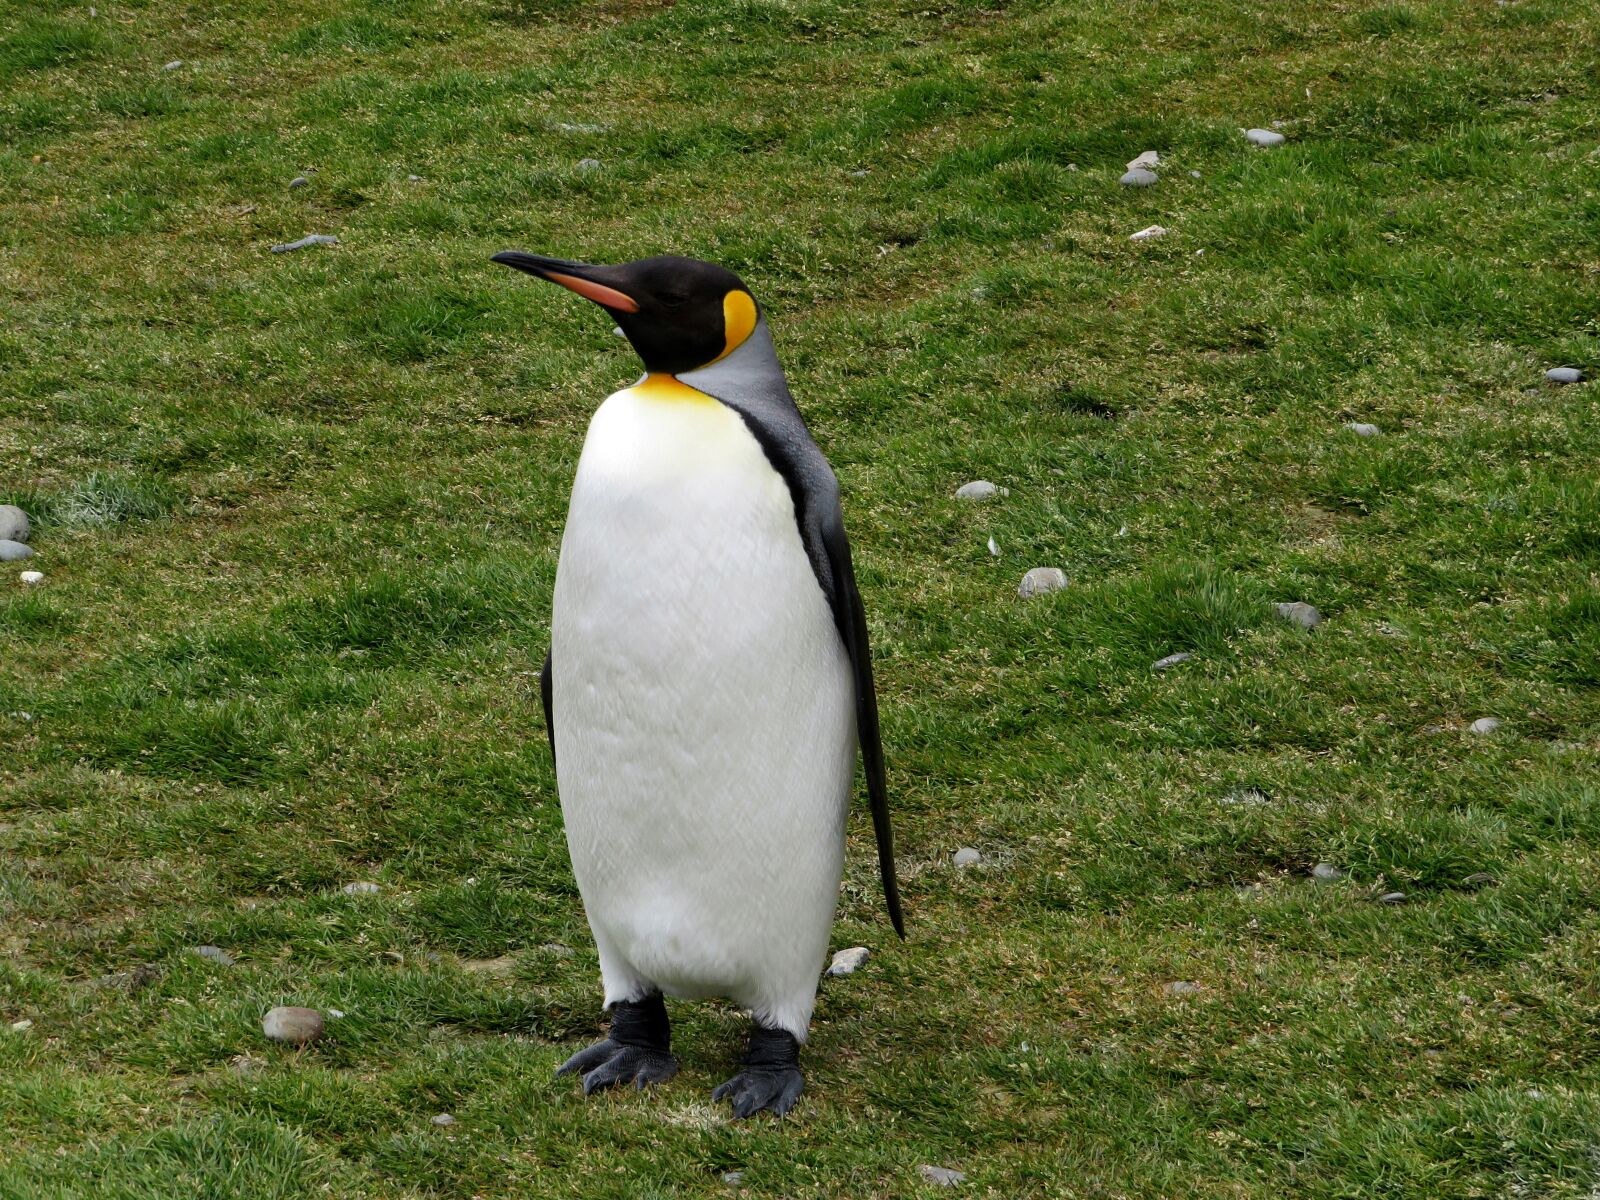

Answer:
[557,1039,679,1094]
[711,1067,805,1118]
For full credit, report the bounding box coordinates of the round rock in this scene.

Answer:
[1245,127,1286,147]
[1275,601,1323,630]
[191,945,236,966]
[262,1006,325,1045]
[430,1113,457,1127]
[955,480,1000,500]
[825,946,870,977]
[577,158,602,171]
[0,505,29,543]
[1311,862,1344,883]
[1018,567,1068,598]
[162,59,183,71]
[0,540,34,561]
[1469,717,1503,735]
[19,571,43,585]
[918,1165,966,1187]
[1130,224,1167,242]
[1345,422,1382,437]
[288,176,310,189]
[721,1171,745,1185]
[341,881,381,896]
[1378,891,1407,905]
[1119,168,1158,187]
[953,847,981,867]
[1545,367,1584,384]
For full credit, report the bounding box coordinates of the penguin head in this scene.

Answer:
[492,251,760,376]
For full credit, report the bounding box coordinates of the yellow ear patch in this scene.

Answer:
[713,290,758,363]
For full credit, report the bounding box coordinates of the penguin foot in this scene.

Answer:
[712,1024,804,1118]
[556,993,678,1095]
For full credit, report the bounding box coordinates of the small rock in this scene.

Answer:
[9,1019,33,1033]
[1275,601,1323,630]
[1119,168,1158,187]
[288,176,310,189]
[0,505,29,543]
[270,234,337,254]
[918,1165,966,1187]
[1345,422,1382,437]
[1545,367,1584,384]
[953,847,981,867]
[1126,150,1160,171]
[327,1009,346,1019]
[721,1171,745,1185]
[191,945,235,966]
[341,881,381,896]
[163,60,183,71]
[613,326,626,337]
[0,540,33,561]
[986,537,1000,557]
[1017,567,1068,598]
[1462,872,1499,887]
[1469,717,1503,734]
[1066,163,1077,171]
[19,571,44,585]
[1152,652,1193,671]
[262,1006,325,1045]
[826,946,870,977]
[1311,862,1344,883]
[1245,127,1286,147]
[577,158,602,171]
[955,480,1000,500]
[1129,224,1166,242]
[430,1113,456,1127]
[1164,981,1202,996]
[848,169,869,177]
[1189,169,1202,178]
[1378,891,1407,904]
[539,943,575,958]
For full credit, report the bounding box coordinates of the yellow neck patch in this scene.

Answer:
[629,373,718,405]
[711,290,758,364]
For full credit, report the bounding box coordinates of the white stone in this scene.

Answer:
[1017,567,1068,598]
[1245,127,1286,147]
[1545,367,1583,384]
[918,1165,966,1187]
[1311,863,1344,883]
[430,1113,456,1127]
[341,881,381,896]
[1130,225,1166,242]
[955,480,1000,500]
[1119,168,1158,187]
[953,847,981,867]
[986,538,999,557]
[577,158,602,171]
[1152,652,1193,671]
[9,1019,33,1033]
[0,505,29,542]
[270,234,337,254]
[19,571,43,585]
[826,946,870,976]
[1345,422,1381,437]
[1126,150,1160,171]
[163,60,183,71]
[1469,717,1503,735]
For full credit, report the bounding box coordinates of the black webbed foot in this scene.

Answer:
[712,1024,804,1118]
[556,993,678,1094]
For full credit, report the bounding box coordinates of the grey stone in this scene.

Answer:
[721,1172,745,1185]
[1462,872,1499,887]
[577,158,602,171]
[986,537,1000,558]
[1189,169,1202,178]
[0,505,29,543]
[163,60,183,71]
[341,881,381,895]
[1126,150,1160,171]
[953,847,981,867]
[430,1113,456,1127]
[192,945,235,966]
[1245,127,1286,147]
[1152,652,1193,671]
[1119,168,1158,187]
[288,176,310,189]
[0,540,33,561]
[1018,567,1068,598]
[1164,981,1201,996]
[1545,367,1584,384]
[826,946,870,977]
[20,570,44,585]
[1469,717,1503,735]
[270,234,337,253]
[1378,891,1407,904]
[1129,224,1166,242]
[262,1006,324,1044]
[1311,863,1344,883]
[1275,601,1323,630]
[918,1165,966,1187]
[848,169,869,177]
[539,942,575,958]
[326,1009,345,1019]
[955,480,1000,500]
[9,1019,33,1033]
[407,174,422,182]
[1345,422,1382,437]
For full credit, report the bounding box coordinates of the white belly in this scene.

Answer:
[550,379,853,1036]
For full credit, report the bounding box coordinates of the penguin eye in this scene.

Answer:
[657,291,690,309]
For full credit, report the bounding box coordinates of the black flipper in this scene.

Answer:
[540,648,556,768]
[679,323,905,937]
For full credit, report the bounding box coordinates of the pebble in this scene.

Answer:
[262,1006,325,1045]
[1469,717,1503,735]
[270,234,337,253]
[1275,601,1323,630]
[19,571,43,585]
[0,505,28,543]
[327,1009,345,1019]
[826,946,870,977]
[577,158,602,171]
[953,847,981,867]
[986,537,1000,558]
[341,881,381,896]
[1345,422,1382,437]
[407,174,422,182]
[1189,169,1202,178]
[1164,981,1201,996]
[9,1019,33,1033]
[1545,367,1583,384]
[0,540,33,561]
[1119,168,1158,187]
[848,169,869,177]
[1245,127,1286,147]
[1378,891,1407,904]
[539,942,575,958]
[288,176,310,189]
[721,1171,745,1185]
[918,1165,966,1187]
[1126,150,1160,171]
[955,480,1001,500]
[191,945,235,966]
[430,1113,456,1127]
[1152,652,1193,671]
[1462,872,1499,887]
[1311,862,1344,883]
[1017,567,1068,598]
[163,60,183,71]
[1129,225,1166,242]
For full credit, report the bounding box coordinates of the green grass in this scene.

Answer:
[3,0,1600,1195]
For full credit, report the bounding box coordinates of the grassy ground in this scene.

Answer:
[3,0,1600,1195]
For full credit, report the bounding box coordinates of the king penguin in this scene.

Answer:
[491,250,904,1117]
